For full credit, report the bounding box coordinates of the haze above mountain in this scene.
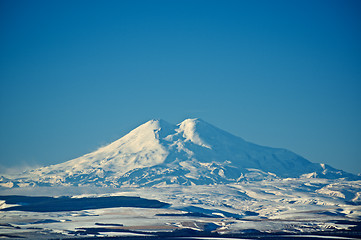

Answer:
[0,118,357,188]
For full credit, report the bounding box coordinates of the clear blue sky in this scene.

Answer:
[1,0,360,174]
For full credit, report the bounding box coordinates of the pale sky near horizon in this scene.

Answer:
[1,0,361,174]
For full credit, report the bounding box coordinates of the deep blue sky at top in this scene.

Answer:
[1,0,360,174]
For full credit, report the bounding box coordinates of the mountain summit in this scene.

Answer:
[1,118,357,188]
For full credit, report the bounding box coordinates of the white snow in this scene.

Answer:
[2,118,356,189]
[1,179,360,237]
[177,118,212,149]
[1,118,360,238]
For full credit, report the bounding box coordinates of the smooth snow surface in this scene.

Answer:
[0,118,358,188]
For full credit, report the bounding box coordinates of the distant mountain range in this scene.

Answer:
[0,118,358,188]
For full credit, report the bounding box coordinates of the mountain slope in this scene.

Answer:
[1,118,357,188]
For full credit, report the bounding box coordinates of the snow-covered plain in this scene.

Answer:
[0,180,361,239]
[0,119,360,239]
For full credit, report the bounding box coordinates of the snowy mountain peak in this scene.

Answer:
[1,118,359,188]
[177,118,246,150]
[178,118,216,130]
[129,119,174,134]
[119,119,176,143]
[179,117,204,125]
[143,118,172,128]
[178,118,212,149]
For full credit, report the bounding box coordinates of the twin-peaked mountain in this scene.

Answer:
[1,118,357,188]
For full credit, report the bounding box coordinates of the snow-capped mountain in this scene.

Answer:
[1,118,358,188]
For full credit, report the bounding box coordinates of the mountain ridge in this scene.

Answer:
[1,118,358,188]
